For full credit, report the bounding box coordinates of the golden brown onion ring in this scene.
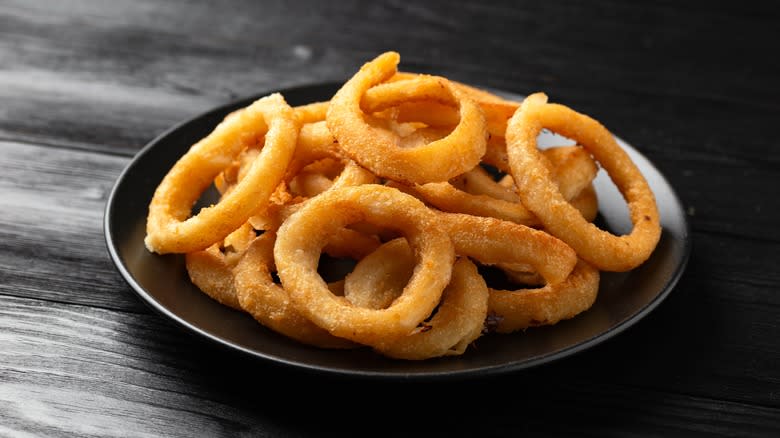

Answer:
[495,183,599,285]
[450,166,518,202]
[364,77,513,141]
[373,255,488,360]
[344,237,488,359]
[294,101,329,124]
[274,184,455,345]
[506,93,661,271]
[382,72,519,138]
[233,232,355,349]
[390,71,519,106]
[184,223,255,310]
[482,135,511,173]
[570,184,599,223]
[439,212,577,285]
[343,237,415,310]
[409,145,598,226]
[488,260,600,333]
[289,170,335,198]
[145,93,299,254]
[326,52,487,184]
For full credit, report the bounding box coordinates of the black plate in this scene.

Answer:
[104,82,690,380]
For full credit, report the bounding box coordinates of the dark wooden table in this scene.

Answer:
[2,1,779,436]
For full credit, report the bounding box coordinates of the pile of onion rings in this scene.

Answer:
[145,51,661,360]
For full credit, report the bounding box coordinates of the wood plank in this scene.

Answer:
[1,293,779,437]
[0,0,351,155]
[0,294,294,437]
[651,154,780,243]
[0,140,145,312]
[1,0,778,164]
[542,230,780,408]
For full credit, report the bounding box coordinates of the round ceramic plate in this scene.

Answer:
[104,82,690,380]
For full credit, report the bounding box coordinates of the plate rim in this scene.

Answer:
[104,81,692,380]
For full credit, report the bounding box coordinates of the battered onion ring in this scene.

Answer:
[543,145,601,201]
[184,222,255,310]
[570,184,599,223]
[241,117,377,229]
[344,238,488,359]
[343,238,416,310]
[451,166,517,202]
[220,120,340,206]
[364,75,515,122]
[294,81,515,138]
[506,93,661,271]
[233,232,355,349]
[321,226,382,260]
[372,256,488,360]
[145,93,299,254]
[409,145,598,226]
[294,101,329,123]
[495,183,599,285]
[243,166,382,261]
[497,263,545,287]
[488,260,600,333]
[378,100,511,140]
[382,72,519,138]
[282,122,377,193]
[213,146,261,197]
[484,145,601,214]
[274,185,455,344]
[285,121,341,176]
[363,76,507,144]
[390,71,519,106]
[289,158,347,197]
[482,135,512,173]
[327,52,487,184]
[295,159,382,258]
[439,212,597,333]
[440,212,577,285]
[290,171,335,198]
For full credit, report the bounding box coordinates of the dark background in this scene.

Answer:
[1,1,779,436]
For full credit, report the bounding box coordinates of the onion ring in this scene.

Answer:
[570,184,599,223]
[343,237,416,310]
[382,72,519,138]
[233,232,355,349]
[274,184,455,344]
[450,166,518,202]
[327,52,487,184]
[289,170,336,198]
[409,145,598,226]
[373,255,488,360]
[145,93,299,254]
[439,212,577,285]
[344,238,488,359]
[184,222,255,310]
[143,51,666,360]
[494,183,599,285]
[438,212,598,334]
[390,71,518,106]
[294,101,329,124]
[505,93,661,271]
[488,260,600,333]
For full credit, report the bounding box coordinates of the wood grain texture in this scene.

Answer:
[1,294,779,437]
[0,140,145,312]
[1,0,779,435]
[2,0,778,161]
